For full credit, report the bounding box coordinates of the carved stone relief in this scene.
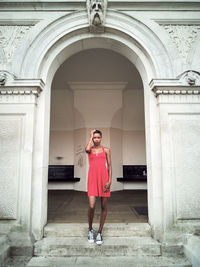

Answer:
[86,0,107,32]
[0,72,6,85]
[178,70,200,86]
[161,24,200,62]
[0,25,32,64]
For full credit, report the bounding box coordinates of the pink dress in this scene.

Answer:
[87,146,111,197]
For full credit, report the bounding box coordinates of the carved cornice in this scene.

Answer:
[0,87,42,97]
[150,71,200,97]
[0,73,44,97]
[1,1,200,11]
[151,83,200,97]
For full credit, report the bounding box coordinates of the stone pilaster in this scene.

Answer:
[150,71,200,234]
[0,73,44,230]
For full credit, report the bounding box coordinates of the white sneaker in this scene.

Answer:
[88,228,95,243]
[96,232,103,245]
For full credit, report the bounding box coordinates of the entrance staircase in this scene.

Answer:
[27,223,192,267]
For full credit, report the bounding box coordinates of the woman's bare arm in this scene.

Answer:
[85,129,95,153]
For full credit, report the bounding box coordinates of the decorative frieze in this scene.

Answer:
[0,25,32,64]
[161,24,200,62]
[152,88,200,96]
[0,88,41,97]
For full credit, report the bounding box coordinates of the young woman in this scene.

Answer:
[85,129,112,245]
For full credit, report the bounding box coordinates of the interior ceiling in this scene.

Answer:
[51,48,143,90]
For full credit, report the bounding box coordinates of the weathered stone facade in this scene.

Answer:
[0,1,200,265]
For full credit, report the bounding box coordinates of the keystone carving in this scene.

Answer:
[86,0,107,32]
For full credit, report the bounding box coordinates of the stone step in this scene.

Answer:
[27,255,192,267]
[34,236,161,257]
[161,243,184,256]
[8,232,33,256]
[2,256,32,267]
[0,235,10,265]
[44,223,151,237]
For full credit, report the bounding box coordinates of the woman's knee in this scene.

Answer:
[101,203,107,212]
[89,204,96,211]
[88,196,96,210]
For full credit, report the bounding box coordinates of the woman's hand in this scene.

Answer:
[85,129,96,153]
[104,181,111,193]
[90,129,96,140]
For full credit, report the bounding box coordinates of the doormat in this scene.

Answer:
[131,206,148,216]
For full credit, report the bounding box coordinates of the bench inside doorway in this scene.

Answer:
[48,165,80,182]
[117,165,147,183]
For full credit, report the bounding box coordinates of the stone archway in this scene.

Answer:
[14,10,173,240]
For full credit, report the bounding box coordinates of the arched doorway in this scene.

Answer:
[47,48,148,223]
[18,10,172,240]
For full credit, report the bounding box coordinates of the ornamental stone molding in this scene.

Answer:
[0,25,33,64]
[178,70,200,86]
[86,0,107,32]
[0,72,44,97]
[0,71,16,84]
[0,72,6,85]
[150,70,200,97]
[161,24,200,63]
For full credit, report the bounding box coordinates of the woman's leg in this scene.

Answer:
[98,197,108,233]
[88,196,96,230]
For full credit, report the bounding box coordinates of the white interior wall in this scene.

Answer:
[73,88,122,128]
[122,89,146,165]
[49,130,74,165]
[122,130,146,165]
[50,89,74,131]
[110,128,123,191]
[49,89,74,164]
[123,89,145,131]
